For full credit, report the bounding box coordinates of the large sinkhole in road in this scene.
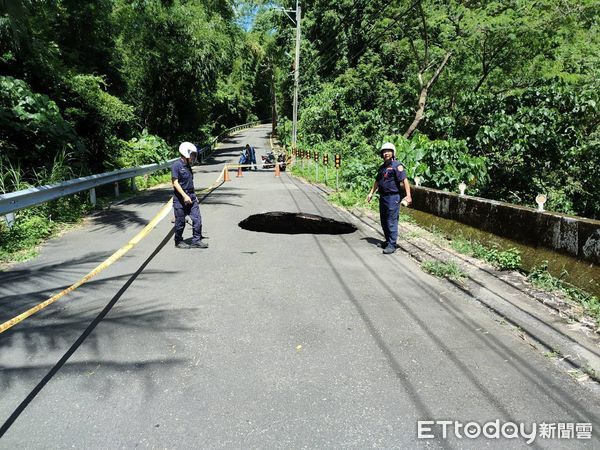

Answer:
[239,212,357,235]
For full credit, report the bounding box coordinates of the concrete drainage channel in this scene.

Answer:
[239,211,357,235]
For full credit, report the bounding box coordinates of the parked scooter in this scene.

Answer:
[277,153,287,171]
[262,152,276,169]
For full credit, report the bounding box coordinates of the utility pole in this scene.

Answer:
[274,2,301,146]
[291,0,301,149]
[270,60,278,136]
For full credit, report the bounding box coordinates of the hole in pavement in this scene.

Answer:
[239,212,357,235]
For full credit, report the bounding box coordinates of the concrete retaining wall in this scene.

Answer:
[410,186,600,264]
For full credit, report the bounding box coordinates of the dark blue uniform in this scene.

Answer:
[376,160,406,248]
[172,158,202,245]
[247,145,257,169]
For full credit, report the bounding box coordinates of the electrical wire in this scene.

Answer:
[298,0,421,82]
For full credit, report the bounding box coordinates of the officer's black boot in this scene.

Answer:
[383,244,396,254]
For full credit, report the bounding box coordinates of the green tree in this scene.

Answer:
[115,0,236,143]
[270,0,599,218]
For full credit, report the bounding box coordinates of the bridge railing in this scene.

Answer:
[1,120,267,225]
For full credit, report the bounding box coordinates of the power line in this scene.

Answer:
[278,0,382,71]
[299,0,421,82]
[306,0,396,71]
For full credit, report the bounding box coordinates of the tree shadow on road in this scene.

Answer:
[199,156,229,166]
[219,137,240,144]
[202,146,246,165]
[0,251,113,287]
[87,209,160,233]
[200,189,245,208]
[1,182,242,324]
[0,230,200,437]
[109,186,171,207]
[360,237,383,247]
[0,297,192,357]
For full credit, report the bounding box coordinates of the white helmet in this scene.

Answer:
[179,142,198,158]
[380,142,396,157]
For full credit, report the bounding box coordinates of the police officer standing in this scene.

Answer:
[172,142,208,249]
[366,142,412,254]
[245,144,257,170]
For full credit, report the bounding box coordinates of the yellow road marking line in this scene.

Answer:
[0,165,227,334]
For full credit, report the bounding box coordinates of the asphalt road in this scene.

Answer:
[1,125,599,448]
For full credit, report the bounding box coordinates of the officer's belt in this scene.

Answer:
[379,192,400,197]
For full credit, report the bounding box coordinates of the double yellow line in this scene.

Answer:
[0,166,227,334]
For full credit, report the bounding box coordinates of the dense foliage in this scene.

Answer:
[271,0,599,218]
[0,0,270,191]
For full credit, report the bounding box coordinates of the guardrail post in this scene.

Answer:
[4,213,15,229]
[89,188,97,207]
[114,182,120,198]
[130,177,137,192]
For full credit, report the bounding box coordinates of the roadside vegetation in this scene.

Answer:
[421,261,466,281]
[449,236,522,271]
[527,262,600,326]
[275,0,599,219]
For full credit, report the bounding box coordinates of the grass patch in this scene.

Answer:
[405,230,423,239]
[421,260,466,281]
[425,225,449,246]
[133,171,172,190]
[450,236,522,270]
[399,212,415,223]
[290,160,339,187]
[528,261,600,326]
[0,215,58,265]
[0,199,88,265]
[328,190,375,211]
[0,152,93,265]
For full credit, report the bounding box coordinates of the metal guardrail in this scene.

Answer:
[0,120,267,220]
[0,160,177,216]
[202,119,270,157]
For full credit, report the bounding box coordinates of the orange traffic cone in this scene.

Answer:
[223,165,230,182]
[237,165,243,178]
[275,161,281,177]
